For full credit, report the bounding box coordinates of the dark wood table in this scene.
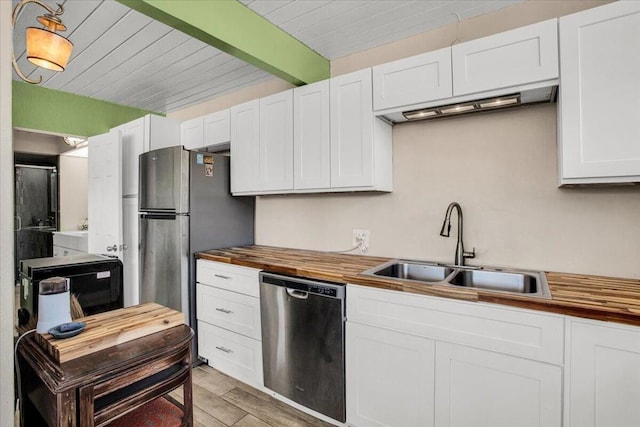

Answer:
[18,324,194,427]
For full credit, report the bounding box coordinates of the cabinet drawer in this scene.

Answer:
[196,259,260,297]
[198,321,263,387]
[196,283,261,340]
[347,284,564,365]
[452,19,558,96]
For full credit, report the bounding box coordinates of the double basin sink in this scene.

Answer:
[361,259,551,298]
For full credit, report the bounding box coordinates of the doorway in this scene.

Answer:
[14,154,58,281]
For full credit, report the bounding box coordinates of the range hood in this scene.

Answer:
[376,82,558,124]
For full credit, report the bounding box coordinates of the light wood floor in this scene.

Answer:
[169,365,334,427]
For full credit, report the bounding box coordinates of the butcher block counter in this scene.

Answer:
[197,245,640,327]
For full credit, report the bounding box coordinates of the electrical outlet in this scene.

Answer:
[352,229,370,253]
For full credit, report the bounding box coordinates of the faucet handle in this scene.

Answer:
[464,247,476,259]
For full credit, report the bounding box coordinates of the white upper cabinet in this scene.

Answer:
[373,47,453,111]
[258,90,294,192]
[203,109,231,149]
[230,99,259,194]
[566,318,640,427]
[558,1,640,184]
[294,80,331,190]
[452,19,558,96]
[146,114,180,151]
[331,69,392,191]
[118,114,178,197]
[182,109,231,151]
[180,116,203,151]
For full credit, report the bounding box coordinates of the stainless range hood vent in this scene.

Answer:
[403,94,522,121]
[377,83,558,124]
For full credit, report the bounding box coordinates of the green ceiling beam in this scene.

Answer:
[12,81,161,137]
[117,0,329,86]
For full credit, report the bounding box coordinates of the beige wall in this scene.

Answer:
[331,0,612,76]
[168,78,294,121]
[255,104,640,279]
[59,156,88,231]
[13,129,70,155]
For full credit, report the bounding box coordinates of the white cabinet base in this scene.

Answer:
[435,342,562,427]
[346,322,435,427]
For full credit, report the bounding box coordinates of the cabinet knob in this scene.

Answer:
[106,245,117,252]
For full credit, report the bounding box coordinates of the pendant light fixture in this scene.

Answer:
[12,0,74,84]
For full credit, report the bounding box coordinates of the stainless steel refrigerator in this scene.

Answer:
[138,147,254,332]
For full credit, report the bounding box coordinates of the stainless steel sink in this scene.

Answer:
[368,260,456,282]
[362,259,551,298]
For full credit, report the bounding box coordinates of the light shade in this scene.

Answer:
[26,27,73,72]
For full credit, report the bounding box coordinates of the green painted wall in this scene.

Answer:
[119,0,329,85]
[12,81,161,137]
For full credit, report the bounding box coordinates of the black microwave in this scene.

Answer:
[20,254,123,316]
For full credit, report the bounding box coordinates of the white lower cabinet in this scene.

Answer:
[434,342,562,427]
[346,284,564,427]
[346,322,435,427]
[566,318,640,427]
[196,260,263,388]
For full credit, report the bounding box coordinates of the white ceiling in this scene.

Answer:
[12,0,523,114]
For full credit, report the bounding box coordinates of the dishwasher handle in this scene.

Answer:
[286,288,309,299]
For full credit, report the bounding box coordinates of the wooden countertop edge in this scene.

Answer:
[196,248,640,327]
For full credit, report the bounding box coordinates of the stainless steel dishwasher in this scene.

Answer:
[260,272,346,422]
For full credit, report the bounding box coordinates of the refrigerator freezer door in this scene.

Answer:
[139,146,189,213]
[139,213,189,318]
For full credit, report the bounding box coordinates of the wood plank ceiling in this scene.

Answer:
[12,0,523,114]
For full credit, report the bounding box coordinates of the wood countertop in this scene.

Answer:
[197,246,640,327]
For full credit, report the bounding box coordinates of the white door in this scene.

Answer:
[330,69,374,188]
[559,1,640,181]
[88,130,123,259]
[122,197,138,307]
[259,89,293,192]
[230,99,259,194]
[294,80,330,190]
[346,322,435,427]
[434,342,562,427]
[567,319,640,427]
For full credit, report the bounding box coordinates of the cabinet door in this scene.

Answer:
[181,117,204,151]
[147,115,180,151]
[435,342,562,427]
[122,197,139,307]
[373,47,452,111]
[294,80,330,190]
[230,99,259,194]
[452,19,558,96]
[259,90,293,192]
[346,322,435,427]
[567,319,640,427]
[559,2,640,182]
[203,109,231,147]
[331,69,374,188]
[121,118,145,197]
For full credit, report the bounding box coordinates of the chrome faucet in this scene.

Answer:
[439,202,476,266]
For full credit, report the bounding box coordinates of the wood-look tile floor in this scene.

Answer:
[169,365,334,427]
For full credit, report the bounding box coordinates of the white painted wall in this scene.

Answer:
[59,156,88,231]
[0,1,14,424]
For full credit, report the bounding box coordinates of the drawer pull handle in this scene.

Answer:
[214,274,231,280]
[215,308,232,314]
[215,346,232,353]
